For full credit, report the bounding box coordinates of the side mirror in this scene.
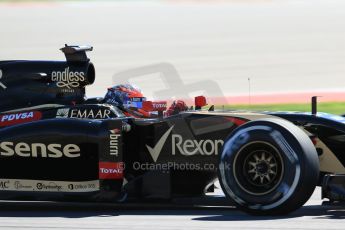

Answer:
[195,96,207,110]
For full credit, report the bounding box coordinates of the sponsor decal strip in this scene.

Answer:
[0,142,81,158]
[51,67,85,89]
[0,179,99,192]
[99,162,124,179]
[145,125,224,163]
[56,108,111,119]
[0,111,42,127]
[110,129,121,157]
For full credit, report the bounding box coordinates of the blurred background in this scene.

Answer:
[0,0,344,110]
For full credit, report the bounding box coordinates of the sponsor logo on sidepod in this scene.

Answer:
[37,182,62,192]
[99,162,123,179]
[110,129,121,156]
[56,108,70,118]
[51,67,85,89]
[56,108,111,119]
[0,111,42,127]
[0,180,10,189]
[68,182,96,191]
[0,142,81,158]
[0,179,98,192]
[146,126,224,162]
[14,181,32,190]
[152,102,167,110]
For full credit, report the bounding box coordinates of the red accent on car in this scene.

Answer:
[99,162,124,179]
[195,96,207,108]
[142,101,167,112]
[124,111,141,118]
[0,111,42,127]
[137,109,151,118]
[310,136,318,146]
[111,128,121,134]
[225,117,248,126]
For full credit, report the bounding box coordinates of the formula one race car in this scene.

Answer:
[0,45,345,215]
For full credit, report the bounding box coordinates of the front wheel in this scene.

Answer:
[218,118,319,215]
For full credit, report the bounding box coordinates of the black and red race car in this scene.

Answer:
[0,45,344,215]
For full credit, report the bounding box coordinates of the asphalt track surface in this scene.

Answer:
[0,188,344,230]
[0,0,345,104]
[0,1,345,229]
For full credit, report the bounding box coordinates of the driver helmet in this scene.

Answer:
[104,84,147,110]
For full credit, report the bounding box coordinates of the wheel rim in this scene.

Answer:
[245,150,278,186]
[233,141,284,196]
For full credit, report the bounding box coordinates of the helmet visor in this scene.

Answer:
[126,97,147,109]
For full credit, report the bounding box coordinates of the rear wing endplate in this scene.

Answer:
[60,44,93,62]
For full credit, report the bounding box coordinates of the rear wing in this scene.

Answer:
[60,44,93,62]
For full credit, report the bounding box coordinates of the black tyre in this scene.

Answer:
[218,118,319,215]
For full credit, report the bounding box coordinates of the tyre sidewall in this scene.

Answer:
[219,118,319,214]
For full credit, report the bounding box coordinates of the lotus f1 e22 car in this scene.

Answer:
[0,45,345,215]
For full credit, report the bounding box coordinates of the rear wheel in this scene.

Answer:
[218,118,319,215]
